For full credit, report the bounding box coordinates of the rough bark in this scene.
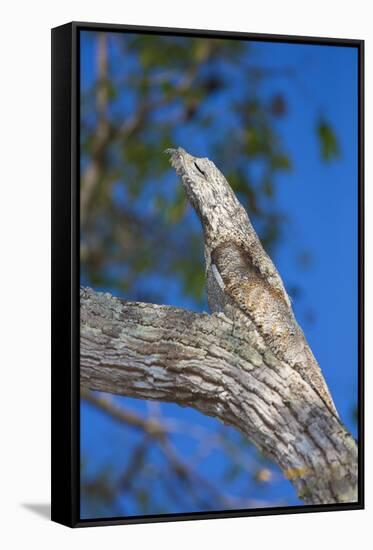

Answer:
[80,286,358,505]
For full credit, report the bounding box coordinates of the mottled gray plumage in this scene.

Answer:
[166,146,338,417]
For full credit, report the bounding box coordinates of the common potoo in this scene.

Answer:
[166,146,338,417]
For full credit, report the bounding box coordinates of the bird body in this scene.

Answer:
[166,146,338,416]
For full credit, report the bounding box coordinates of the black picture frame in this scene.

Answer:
[51,21,364,528]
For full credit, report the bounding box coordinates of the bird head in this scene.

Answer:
[165,147,242,238]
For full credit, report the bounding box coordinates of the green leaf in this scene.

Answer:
[262,176,274,197]
[271,153,291,171]
[317,119,340,161]
[167,188,187,223]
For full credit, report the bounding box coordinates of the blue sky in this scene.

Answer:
[80,31,359,519]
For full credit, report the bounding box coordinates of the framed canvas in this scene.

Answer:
[51,21,364,527]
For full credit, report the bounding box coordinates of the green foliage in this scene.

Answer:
[271,153,292,171]
[317,119,340,161]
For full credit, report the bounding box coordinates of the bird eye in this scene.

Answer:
[194,162,206,178]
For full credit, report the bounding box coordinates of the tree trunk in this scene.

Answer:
[80,286,358,505]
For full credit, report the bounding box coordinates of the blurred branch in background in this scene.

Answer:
[81,389,277,517]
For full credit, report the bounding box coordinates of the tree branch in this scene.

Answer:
[80,286,358,505]
[81,389,167,438]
